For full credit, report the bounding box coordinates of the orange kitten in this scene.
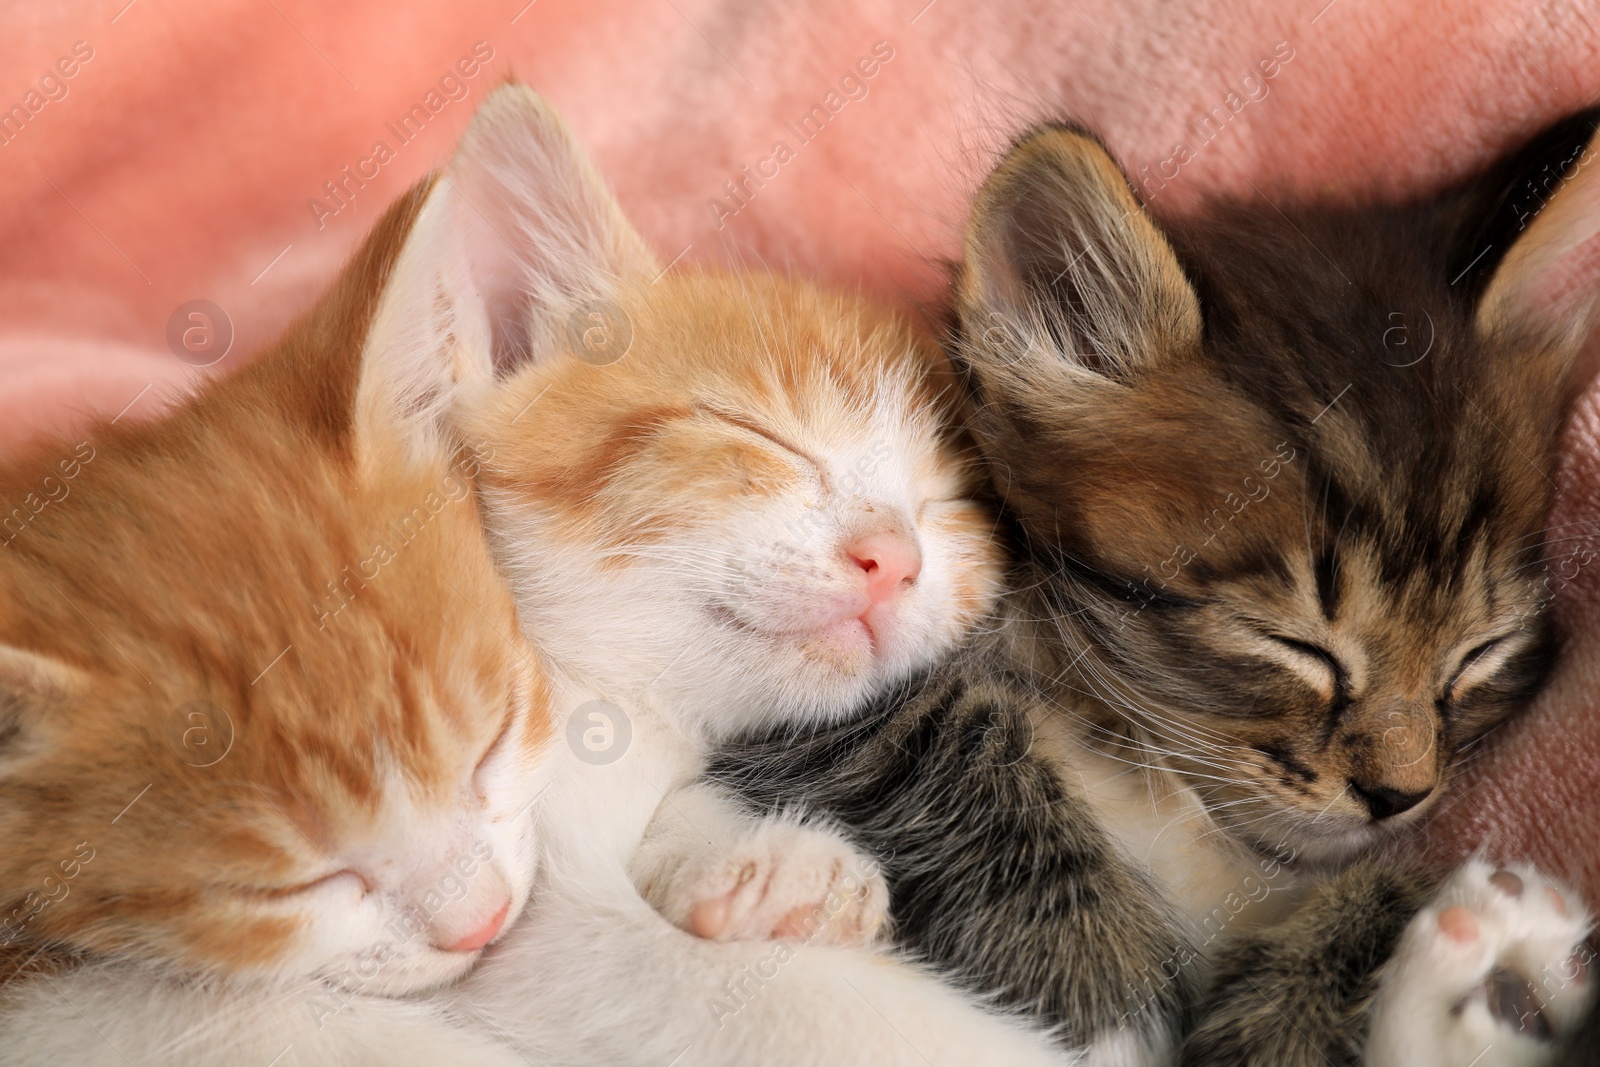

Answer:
[0,184,549,1065]
[358,85,1064,1065]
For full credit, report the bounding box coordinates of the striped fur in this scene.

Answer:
[706,648,1196,1053]
[710,112,1600,1065]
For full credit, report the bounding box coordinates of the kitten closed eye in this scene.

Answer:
[253,870,374,900]
[1444,633,1520,701]
[1262,634,1348,698]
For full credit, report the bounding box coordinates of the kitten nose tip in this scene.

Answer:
[1348,779,1432,820]
[436,899,510,953]
[847,532,921,605]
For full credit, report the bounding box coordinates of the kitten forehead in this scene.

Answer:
[472,272,961,545]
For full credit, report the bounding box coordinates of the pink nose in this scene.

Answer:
[847,532,921,606]
[436,900,510,953]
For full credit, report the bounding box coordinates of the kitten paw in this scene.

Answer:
[1367,859,1595,1067]
[657,821,888,947]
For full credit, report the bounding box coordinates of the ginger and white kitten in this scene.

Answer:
[358,85,1071,1065]
[0,182,551,1066]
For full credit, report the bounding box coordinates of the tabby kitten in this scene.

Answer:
[708,116,1600,1066]
[0,179,551,1066]
[358,85,1069,1065]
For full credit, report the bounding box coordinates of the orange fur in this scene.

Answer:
[472,271,982,588]
[0,184,551,986]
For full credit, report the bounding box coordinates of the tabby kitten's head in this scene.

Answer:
[956,122,1600,867]
[0,184,552,993]
[366,86,1002,738]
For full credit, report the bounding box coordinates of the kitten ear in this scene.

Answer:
[437,81,659,371]
[0,646,81,756]
[1475,128,1600,383]
[356,83,658,464]
[958,125,1201,381]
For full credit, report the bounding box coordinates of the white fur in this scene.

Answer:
[0,961,528,1067]
[454,676,1071,1066]
[235,761,544,996]
[1366,860,1594,1067]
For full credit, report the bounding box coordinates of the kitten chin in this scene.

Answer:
[1234,817,1383,874]
[797,617,876,674]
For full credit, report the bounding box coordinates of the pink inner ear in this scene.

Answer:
[1490,149,1600,336]
[443,173,536,376]
[1525,218,1600,329]
[437,86,658,378]
[443,169,523,303]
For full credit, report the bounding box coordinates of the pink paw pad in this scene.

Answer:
[1546,888,1567,916]
[689,862,757,939]
[1439,905,1480,944]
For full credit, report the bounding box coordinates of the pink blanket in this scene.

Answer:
[3,0,1597,899]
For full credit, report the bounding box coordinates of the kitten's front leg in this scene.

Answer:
[1366,859,1594,1067]
[1181,857,1596,1067]
[1180,855,1434,1067]
[709,666,1194,1063]
[631,780,890,946]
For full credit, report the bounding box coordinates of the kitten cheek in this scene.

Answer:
[150,907,303,976]
[919,505,1005,619]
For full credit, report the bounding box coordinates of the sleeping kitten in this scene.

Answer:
[706,115,1600,1066]
[0,180,551,1066]
[358,85,1071,1065]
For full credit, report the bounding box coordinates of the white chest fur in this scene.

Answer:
[1029,706,1307,953]
[539,673,702,872]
